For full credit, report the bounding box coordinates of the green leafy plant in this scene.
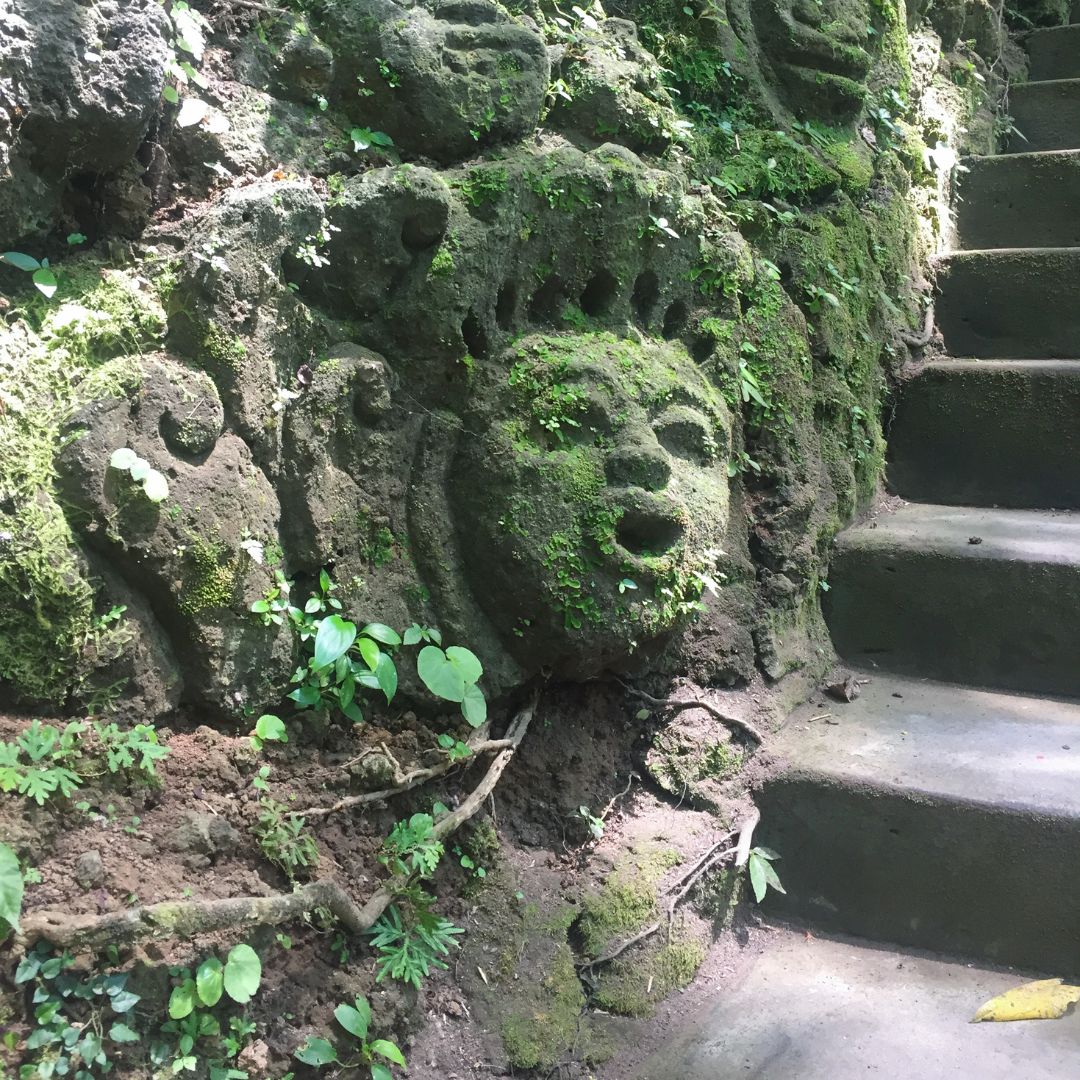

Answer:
[254,797,319,880]
[577,805,605,841]
[109,447,170,503]
[1,250,57,297]
[350,127,394,152]
[0,721,82,805]
[16,945,142,1077]
[93,721,170,780]
[416,645,486,727]
[155,945,261,1076]
[746,846,785,903]
[380,813,443,877]
[367,903,463,990]
[436,732,471,763]
[162,1,212,125]
[453,845,486,880]
[249,713,287,752]
[169,946,262,1019]
[294,994,406,1078]
[0,841,23,935]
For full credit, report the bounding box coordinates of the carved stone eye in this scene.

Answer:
[653,406,718,466]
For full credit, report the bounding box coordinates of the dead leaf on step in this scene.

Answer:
[825,675,860,703]
[972,979,1080,1023]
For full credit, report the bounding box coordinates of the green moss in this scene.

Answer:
[501,946,585,1070]
[593,932,707,1018]
[0,261,164,704]
[202,322,247,372]
[577,876,658,958]
[179,538,240,617]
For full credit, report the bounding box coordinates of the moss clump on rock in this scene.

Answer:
[0,261,163,703]
[500,945,587,1070]
[593,932,708,1017]
[179,538,241,617]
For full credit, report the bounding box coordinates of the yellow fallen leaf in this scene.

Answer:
[972,979,1080,1022]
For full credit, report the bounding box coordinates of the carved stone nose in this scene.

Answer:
[605,443,671,491]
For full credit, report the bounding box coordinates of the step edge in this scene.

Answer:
[766,764,1080,822]
[960,147,1080,165]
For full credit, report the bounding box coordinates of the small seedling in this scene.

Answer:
[578,805,605,841]
[295,994,406,1078]
[109,447,170,503]
[746,846,785,902]
[1,251,57,297]
[437,733,471,762]
[250,713,287,752]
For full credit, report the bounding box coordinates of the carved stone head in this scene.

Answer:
[753,0,877,120]
[438,333,733,676]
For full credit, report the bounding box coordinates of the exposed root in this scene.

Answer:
[898,302,935,349]
[16,693,538,952]
[618,680,766,744]
[299,726,519,819]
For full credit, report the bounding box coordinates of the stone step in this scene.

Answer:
[824,503,1080,696]
[956,151,1080,249]
[1007,79,1080,153]
[887,360,1080,508]
[632,929,1080,1079]
[936,248,1080,358]
[1027,25,1080,81]
[756,673,1080,973]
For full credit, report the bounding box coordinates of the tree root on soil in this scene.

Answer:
[16,693,538,953]
[618,680,767,744]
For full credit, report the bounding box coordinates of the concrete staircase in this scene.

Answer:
[759,20,1080,976]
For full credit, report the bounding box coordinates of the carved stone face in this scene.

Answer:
[753,0,877,120]
[451,334,733,673]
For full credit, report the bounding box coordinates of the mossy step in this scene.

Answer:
[824,502,1080,696]
[1006,78,1080,153]
[956,151,1080,249]
[888,360,1080,508]
[936,247,1080,357]
[1027,25,1080,81]
[758,673,1080,973]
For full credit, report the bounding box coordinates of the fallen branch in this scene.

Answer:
[618,680,766,744]
[17,694,538,952]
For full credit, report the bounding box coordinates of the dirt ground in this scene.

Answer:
[0,676,786,1078]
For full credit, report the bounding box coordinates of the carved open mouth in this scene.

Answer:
[616,502,685,557]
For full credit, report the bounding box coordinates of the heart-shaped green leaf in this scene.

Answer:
[0,843,23,932]
[195,957,224,1007]
[461,684,487,728]
[254,714,286,745]
[313,615,357,671]
[222,943,261,1004]
[168,978,197,1019]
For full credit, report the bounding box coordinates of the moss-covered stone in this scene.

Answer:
[501,945,586,1070]
[0,260,164,704]
[592,931,708,1017]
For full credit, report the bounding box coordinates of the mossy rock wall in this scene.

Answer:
[0,0,1009,714]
